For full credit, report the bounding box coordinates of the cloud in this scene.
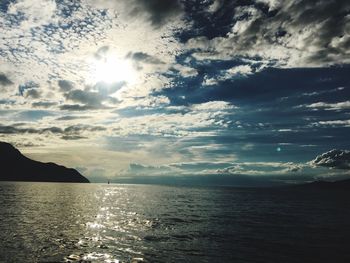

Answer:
[305,101,350,111]
[88,0,184,27]
[133,96,170,108]
[130,0,183,27]
[63,83,122,109]
[310,149,350,170]
[18,81,39,96]
[256,0,280,10]
[122,160,307,178]
[123,161,231,177]
[171,64,198,78]
[208,0,224,13]
[58,80,74,92]
[127,163,172,175]
[64,89,103,107]
[191,101,236,111]
[0,73,13,86]
[60,135,87,140]
[0,124,51,135]
[55,115,88,121]
[94,46,110,60]
[0,123,106,141]
[225,65,253,77]
[315,120,350,127]
[109,102,235,137]
[59,104,97,111]
[202,76,219,86]
[186,0,350,67]
[202,64,254,85]
[0,0,349,185]
[24,88,41,99]
[32,101,57,108]
[216,162,305,176]
[7,0,57,29]
[127,52,164,65]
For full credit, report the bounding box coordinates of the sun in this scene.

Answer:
[91,56,136,84]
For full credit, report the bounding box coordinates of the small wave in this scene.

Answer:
[171,234,193,241]
[143,235,169,242]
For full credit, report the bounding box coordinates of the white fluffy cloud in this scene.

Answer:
[225,65,253,77]
[310,149,350,169]
[8,0,57,29]
[306,101,350,111]
[191,101,236,111]
[216,162,304,176]
[314,120,350,128]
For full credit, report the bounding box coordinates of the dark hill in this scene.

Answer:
[291,178,350,190]
[0,142,89,183]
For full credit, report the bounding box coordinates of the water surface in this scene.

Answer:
[0,182,349,262]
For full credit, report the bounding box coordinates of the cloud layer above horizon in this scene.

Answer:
[1,0,350,184]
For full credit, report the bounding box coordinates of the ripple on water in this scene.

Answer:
[2,183,350,263]
[64,252,120,262]
[64,253,146,263]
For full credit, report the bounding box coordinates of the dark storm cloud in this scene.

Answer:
[62,82,123,110]
[58,80,74,92]
[127,51,164,64]
[183,0,350,66]
[132,0,183,27]
[0,73,13,86]
[279,0,350,64]
[64,89,103,107]
[88,0,183,27]
[311,149,350,169]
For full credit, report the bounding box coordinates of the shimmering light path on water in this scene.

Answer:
[0,182,350,263]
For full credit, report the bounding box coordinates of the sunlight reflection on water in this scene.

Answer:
[76,186,146,262]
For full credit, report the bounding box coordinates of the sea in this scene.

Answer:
[0,182,349,263]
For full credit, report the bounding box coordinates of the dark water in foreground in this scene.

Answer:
[0,182,349,263]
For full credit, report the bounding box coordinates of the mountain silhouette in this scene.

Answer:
[292,178,350,190]
[0,142,89,183]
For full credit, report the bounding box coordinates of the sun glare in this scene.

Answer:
[91,57,136,84]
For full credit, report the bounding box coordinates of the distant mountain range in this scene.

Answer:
[291,178,350,190]
[0,142,89,183]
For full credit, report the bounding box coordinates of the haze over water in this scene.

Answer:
[0,182,349,263]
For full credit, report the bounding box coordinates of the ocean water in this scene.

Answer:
[0,182,349,263]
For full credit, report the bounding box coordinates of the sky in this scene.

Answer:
[0,0,350,185]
